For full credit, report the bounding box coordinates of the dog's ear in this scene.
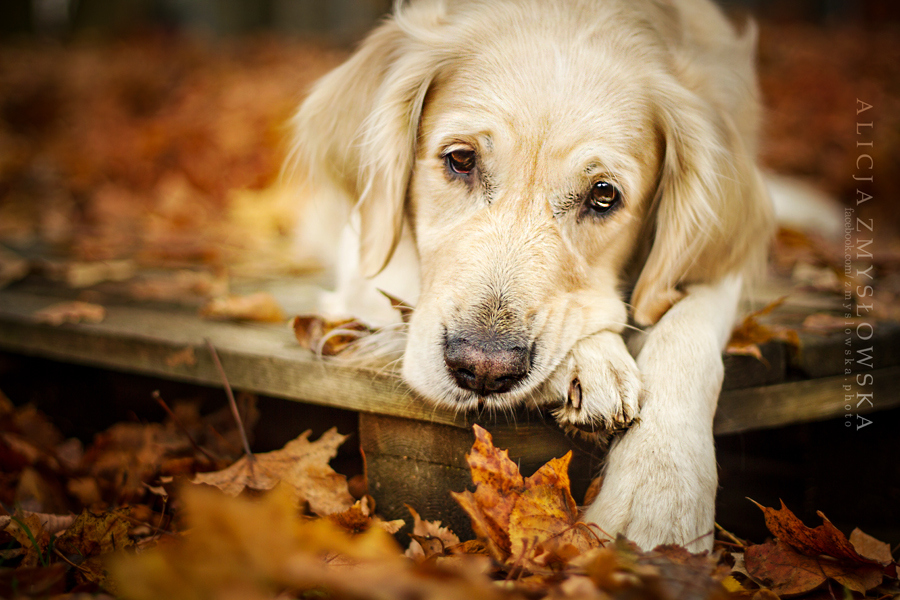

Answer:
[290,3,446,276]
[631,76,774,326]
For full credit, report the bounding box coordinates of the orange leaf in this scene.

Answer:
[751,499,879,565]
[745,538,828,596]
[290,314,373,356]
[192,428,354,516]
[726,297,799,361]
[453,425,600,571]
[451,425,525,561]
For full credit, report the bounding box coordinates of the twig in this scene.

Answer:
[152,390,219,462]
[205,339,255,468]
[53,547,91,574]
[715,522,748,548]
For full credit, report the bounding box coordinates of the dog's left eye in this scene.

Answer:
[445,149,476,176]
[586,181,621,214]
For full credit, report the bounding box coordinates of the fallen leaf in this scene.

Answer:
[405,505,460,560]
[200,291,285,322]
[55,508,134,558]
[34,300,106,325]
[328,496,404,536]
[508,453,599,571]
[379,289,415,324]
[726,297,800,361]
[451,425,525,562]
[746,500,886,594]
[109,485,410,600]
[1,511,50,568]
[849,527,894,565]
[290,314,373,356]
[192,428,355,516]
[751,499,879,565]
[745,537,884,597]
[453,425,600,571]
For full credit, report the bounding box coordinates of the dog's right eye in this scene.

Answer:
[445,150,476,176]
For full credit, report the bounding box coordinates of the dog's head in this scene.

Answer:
[293,0,771,411]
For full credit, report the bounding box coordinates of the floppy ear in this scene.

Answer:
[290,2,447,277]
[630,77,774,326]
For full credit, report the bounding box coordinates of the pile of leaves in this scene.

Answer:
[0,35,342,276]
[2,391,897,600]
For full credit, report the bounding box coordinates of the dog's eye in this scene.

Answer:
[445,149,476,176]
[587,181,621,214]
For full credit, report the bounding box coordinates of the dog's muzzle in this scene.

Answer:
[443,332,531,396]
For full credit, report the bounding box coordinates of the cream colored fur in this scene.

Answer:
[291,0,774,552]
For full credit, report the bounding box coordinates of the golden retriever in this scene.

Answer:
[291,0,774,552]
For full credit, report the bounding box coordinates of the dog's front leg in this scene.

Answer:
[582,276,742,552]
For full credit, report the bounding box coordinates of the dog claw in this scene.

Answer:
[568,377,582,409]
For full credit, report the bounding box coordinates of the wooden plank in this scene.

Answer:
[790,324,900,378]
[714,366,900,435]
[0,289,465,427]
[2,286,899,436]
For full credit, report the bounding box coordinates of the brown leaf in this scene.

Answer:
[33,300,106,325]
[748,501,887,594]
[453,425,601,572]
[1,512,50,568]
[405,505,460,561]
[290,314,373,355]
[110,485,405,600]
[200,291,285,322]
[745,537,885,597]
[745,538,827,596]
[379,289,415,324]
[55,508,134,558]
[752,499,879,565]
[451,424,525,562]
[849,527,894,565]
[726,298,799,361]
[508,453,599,571]
[192,428,355,516]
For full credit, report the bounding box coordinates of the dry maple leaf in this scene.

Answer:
[744,500,890,595]
[290,314,373,356]
[327,495,405,536]
[1,512,50,568]
[405,505,461,561]
[452,425,526,562]
[191,427,355,516]
[750,499,882,565]
[453,425,600,571]
[726,297,799,361]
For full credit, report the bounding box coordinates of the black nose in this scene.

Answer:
[444,335,531,396]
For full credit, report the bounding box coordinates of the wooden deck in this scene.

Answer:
[1,276,898,536]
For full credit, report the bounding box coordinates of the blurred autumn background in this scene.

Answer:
[0,1,899,597]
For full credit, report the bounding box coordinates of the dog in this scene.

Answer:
[290,0,774,552]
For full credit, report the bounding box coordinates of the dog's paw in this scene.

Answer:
[552,331,641,440]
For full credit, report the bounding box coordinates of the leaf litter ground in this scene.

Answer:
[1,388,898,600]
